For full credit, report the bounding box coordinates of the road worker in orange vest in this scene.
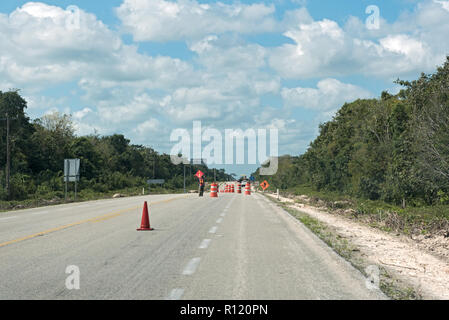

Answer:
[198,176,205,197]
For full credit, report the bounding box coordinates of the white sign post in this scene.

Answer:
[147,179,165,193]
[64,159,80,201]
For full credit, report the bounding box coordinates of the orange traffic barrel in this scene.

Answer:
[210,183,218,198]
[237,183,242,194]
[245,182,251,195]
[231,184,235,193]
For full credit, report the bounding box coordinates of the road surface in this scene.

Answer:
[0,192,385,299]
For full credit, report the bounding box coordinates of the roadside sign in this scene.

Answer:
[64,159,80,201]
[260,180,270,191]
[250,176,255,181]
[64,159,80,182]
[195,170,204,179]
[147,179,165,185]
[146,179,165,193]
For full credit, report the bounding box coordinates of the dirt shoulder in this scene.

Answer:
[265,192,449,300]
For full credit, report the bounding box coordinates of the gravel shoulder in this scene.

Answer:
[265,192,449,300]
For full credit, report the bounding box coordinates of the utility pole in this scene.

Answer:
[1,112,12,200]
[5,113,10,200]
[153,152,156,179]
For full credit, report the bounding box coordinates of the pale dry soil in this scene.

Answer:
[266,193,449,300]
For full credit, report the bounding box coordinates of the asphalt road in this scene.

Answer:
[0,192,386,300]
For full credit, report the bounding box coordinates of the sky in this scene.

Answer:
[1,0,449,177]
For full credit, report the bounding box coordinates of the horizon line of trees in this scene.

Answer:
[0,92,232,201]
[253,56,449,207]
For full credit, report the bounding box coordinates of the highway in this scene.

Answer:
[0,192,386,300]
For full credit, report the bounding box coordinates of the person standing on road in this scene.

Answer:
[199,176,205,197]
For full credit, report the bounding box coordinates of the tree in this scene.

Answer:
[251,57,449,206]
[31,112,75,173]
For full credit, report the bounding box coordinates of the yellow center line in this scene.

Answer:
[0,195,190,248]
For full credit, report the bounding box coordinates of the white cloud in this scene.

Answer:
[270,1,449,79]
[2,0,449,158]
[190,37,269,72]
[134,118,161,135]
[434,0,449,12]
[73,107,93,120]
[282,79,373,111]
[24,94,67,111]
[0,2,195,91]
[96,93,159,124]
[116,0,277,41]
[189,35,218,54]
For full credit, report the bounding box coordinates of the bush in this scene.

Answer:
[437,190,449,205]
[35,184,53,197]
[10,173,36,200]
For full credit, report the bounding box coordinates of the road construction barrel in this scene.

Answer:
[210,183,218,198]
[245,182,251,195]
[237,183,242,194]
[231,184,235,193]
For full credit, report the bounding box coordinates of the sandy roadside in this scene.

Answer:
[265,192,449,300]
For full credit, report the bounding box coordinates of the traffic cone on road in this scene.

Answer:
[137,201,154,231]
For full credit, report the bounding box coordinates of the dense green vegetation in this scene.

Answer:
[254,57,449,208]
[0,92,231,206]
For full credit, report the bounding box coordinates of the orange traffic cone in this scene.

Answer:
[137,201,154,231]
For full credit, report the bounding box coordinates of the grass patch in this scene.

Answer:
[379,270,421,300]
[284,206,355,261]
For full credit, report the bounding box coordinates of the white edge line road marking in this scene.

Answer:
[167,288,184,300]
[0,216,18,221]
[220,213,226,217]
[182,258,201,275]
[209,226,218,234]
[32,211,50,215]
[199,239,212,249]
[57,207,73,212]
[216,218,223,224]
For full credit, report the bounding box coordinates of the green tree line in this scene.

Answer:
[0,92,231,201]
[254,57,449,207]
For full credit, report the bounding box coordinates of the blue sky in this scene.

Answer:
[0,0,448,177]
